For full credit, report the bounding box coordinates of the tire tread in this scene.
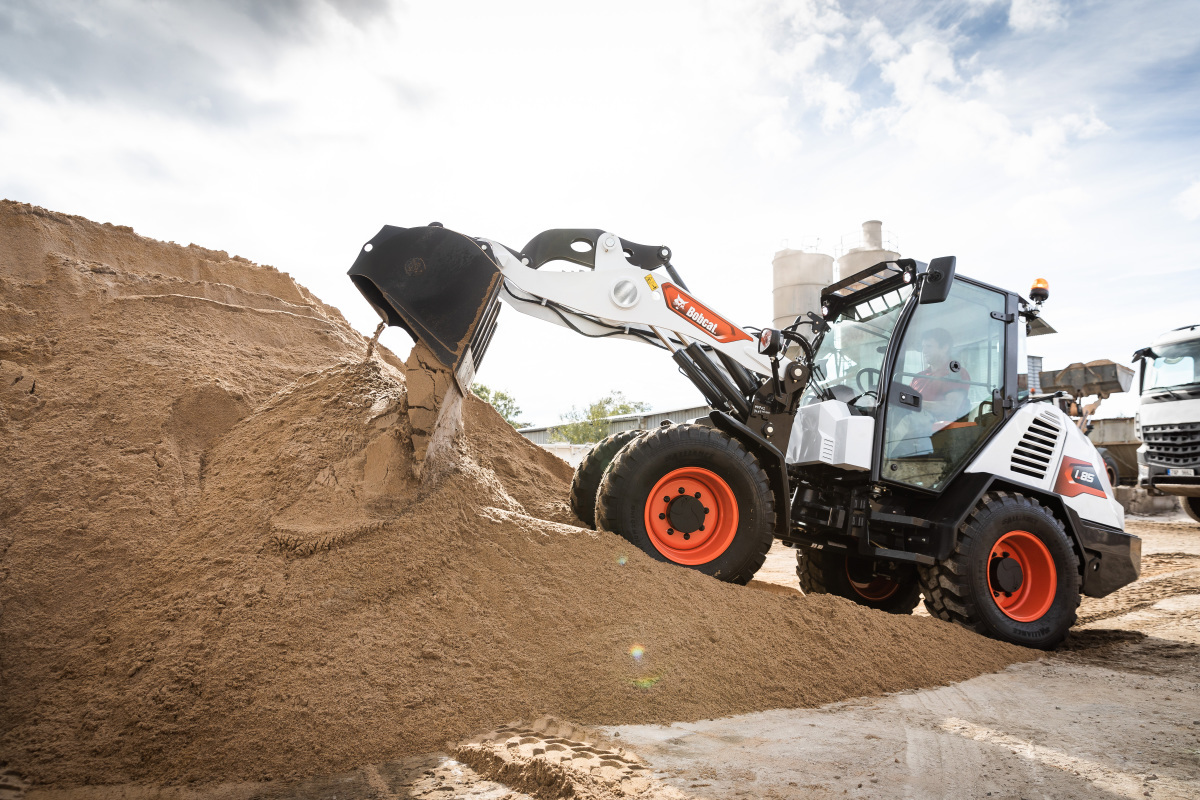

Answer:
[595,424,773,585]
[917,491,1080,647]
[569,430,645,528]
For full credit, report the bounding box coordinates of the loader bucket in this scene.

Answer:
[1038,359,1134,400]
[348,224,504,388]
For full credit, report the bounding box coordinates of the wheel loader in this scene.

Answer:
[347,224,1140,649]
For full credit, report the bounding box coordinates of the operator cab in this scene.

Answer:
[794,259,1018,494]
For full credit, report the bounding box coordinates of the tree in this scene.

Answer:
[471,383,528,429]
[550,391,650,444]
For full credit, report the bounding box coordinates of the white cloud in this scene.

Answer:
[805,73,860,127]
[1176,180,1200,221]
[1009,0,1067,33]
[1006,109,1108,176]
[1007,186,1089,230]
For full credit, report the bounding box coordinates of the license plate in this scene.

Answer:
[1167,468,1196,476]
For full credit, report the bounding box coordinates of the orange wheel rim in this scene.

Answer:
[987,530,1057,622]
[643,467,738,565]
[845,562,901,601]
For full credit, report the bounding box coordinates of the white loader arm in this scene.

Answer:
[347,223,808,436]
[480,232,773,378]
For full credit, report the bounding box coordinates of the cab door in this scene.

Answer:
[878,277,1012,492]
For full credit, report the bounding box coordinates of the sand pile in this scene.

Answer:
[0,201,1036,790]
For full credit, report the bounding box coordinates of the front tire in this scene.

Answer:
[595,424,773,584]
[796,548,921,614]
[918,491,1080,649]
[569,429,646,528]
[1182,496,1200,525]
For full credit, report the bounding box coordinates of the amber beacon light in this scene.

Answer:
[1030,278,1049,303]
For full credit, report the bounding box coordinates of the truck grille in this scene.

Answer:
[1011,412,1061,480]
[1142,422,1200,468]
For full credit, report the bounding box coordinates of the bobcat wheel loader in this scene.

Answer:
[348,224,1140,649]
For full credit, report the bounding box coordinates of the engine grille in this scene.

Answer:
[1142,421,1200,468]
[1011,412,1061,480]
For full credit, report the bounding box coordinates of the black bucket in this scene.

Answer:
[348,225,504,386]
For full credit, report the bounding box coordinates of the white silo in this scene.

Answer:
[835,220,899,281]
[772,246,834,331]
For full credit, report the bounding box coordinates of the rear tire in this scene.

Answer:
[1182,496,1200,525]
[595,424,773,584]
[796,548,921,614]
[569,429,646,528]
[918,491,1080,650]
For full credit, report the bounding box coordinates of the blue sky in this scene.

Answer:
[2,0,1197,423]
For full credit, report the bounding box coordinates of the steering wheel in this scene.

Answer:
[856,368,880,393]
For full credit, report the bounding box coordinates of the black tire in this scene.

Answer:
[1182,496,1200,525]
[918,491,1080,650]
[595,424,773,585]
[569,430,646,528]
[796,547,921,614]
[1098,448,1120,487]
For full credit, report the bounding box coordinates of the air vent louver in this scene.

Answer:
[1010,411,1061,480]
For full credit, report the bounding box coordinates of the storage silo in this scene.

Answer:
[772,246,834,331]
[835,220,899,281]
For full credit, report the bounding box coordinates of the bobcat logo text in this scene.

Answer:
[660,284,752,344]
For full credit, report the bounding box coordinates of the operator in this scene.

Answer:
[911,327,970,430]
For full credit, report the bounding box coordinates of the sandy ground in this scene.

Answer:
[11,515,1195,800]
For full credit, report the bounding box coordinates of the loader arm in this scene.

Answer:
[349,224,777,418]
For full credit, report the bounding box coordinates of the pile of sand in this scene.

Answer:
[0,201,1036,789]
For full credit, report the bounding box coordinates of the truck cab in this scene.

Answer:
[1134,324,1200,522]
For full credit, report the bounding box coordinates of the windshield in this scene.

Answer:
[803,285,914,412]
[1145,339,1200,391]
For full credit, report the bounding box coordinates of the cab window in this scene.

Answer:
[882,279,1007,491]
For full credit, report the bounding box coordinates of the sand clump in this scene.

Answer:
[0,201,1036,790]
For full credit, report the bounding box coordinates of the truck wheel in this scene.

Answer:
[595,424,773,584]
[918,491,1080,650]
[1098,448,1120,487]
[796,548,921,614]
[569,430,646,528]
[1182,497,1200,525]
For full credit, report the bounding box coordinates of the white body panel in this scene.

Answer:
[787,400,873,471]
[967,403,1124,529]
[483,236,773,376]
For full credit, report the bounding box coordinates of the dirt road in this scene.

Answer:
[8,516,1196,800]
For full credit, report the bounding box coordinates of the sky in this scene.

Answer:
[2,0,1198,425]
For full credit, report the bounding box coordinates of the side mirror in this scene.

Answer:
[919,256,956,304]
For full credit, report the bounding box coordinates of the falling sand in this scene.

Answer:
[0,201,1036,790]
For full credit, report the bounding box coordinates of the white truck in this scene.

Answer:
[1133,324,1200,523]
